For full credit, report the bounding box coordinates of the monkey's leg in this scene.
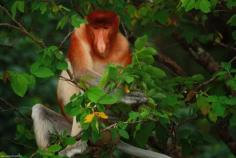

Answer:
[31,104,71,148]
[32,104,88,157]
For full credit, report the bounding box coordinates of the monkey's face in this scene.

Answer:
[89,25,112,58]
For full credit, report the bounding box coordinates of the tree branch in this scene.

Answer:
[0,4,45,48]
[173,33,220,73]
[156,52,186,76]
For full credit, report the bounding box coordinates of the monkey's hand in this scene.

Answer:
[120,91,148,105]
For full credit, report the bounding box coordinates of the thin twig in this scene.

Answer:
[59,31,73,48]
[0,23,21,31]
[59,75,78,88]
[121,22,128,38]
[229,56,236,64]
[0,97,30,121]
[217,42,236,52]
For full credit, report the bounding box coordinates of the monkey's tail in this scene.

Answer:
[117,141,172,158]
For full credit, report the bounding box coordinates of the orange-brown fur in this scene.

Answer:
[57,11,131,122]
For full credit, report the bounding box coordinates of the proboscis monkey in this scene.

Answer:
[31,10,133,156]
[31,10,167,158]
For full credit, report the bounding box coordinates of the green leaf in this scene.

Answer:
[227,0,236,9]
[227,15,236,26]
[87,87,106,103]
[212,102,225,117]
[226,78,236,91]
[11,1,24,18]
[197,96,210,115]
[56,61,68,70]
[39,2,47,14]
[196,0,211,13]
[91,119,100,143]
[118,129,129,139]
[57,16,68,30]
[128,111,139,121]
[10,72,28,97]
[134,122,155,147]
[71,14,86,28]
[137,54,155,64]
[111,128,119,141]
[17,1,24,13]
[31,64,54,78]
[139,6,149,17]
[230,115,236,127]
[48,144,62,153]
[64,137,76,145]
[11,2,17,18]
[143,65,166,79]
[135,35,148,50]
[123,75,134,84]
[140,47,157,56]
[98,95,118,104]
[232,31,236,41]
[181,0,196,12]
[155,10,169,25]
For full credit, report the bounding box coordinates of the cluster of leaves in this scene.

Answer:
[0,0,236,158]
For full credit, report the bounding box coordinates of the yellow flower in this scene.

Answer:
[94,112,108,119]
[124,85,130,93]
[84,113,95,123]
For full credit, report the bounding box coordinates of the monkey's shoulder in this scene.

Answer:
[72,24,89,42]
[112,32,130,53]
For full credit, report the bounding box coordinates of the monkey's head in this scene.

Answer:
[86,10,119,58]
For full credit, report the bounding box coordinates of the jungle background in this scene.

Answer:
[0,0,236,158]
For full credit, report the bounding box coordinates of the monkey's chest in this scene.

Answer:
[93,60,107,74]
[93,58,118,74]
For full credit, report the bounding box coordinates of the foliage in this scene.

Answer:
[0,0,236,158]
